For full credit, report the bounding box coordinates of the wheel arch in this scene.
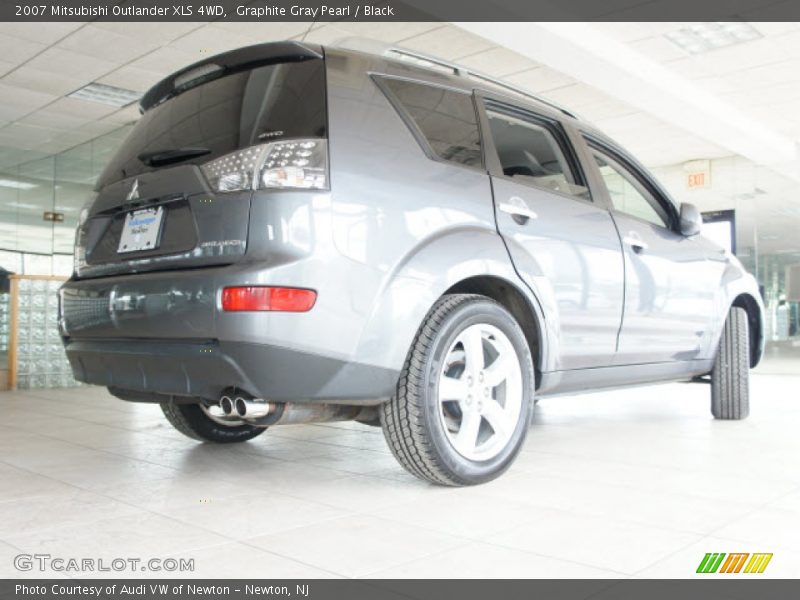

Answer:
[444,275,545,387]
[352,227,554,386]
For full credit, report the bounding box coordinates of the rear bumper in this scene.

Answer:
[59,265,399,403]
[64,337,397,404]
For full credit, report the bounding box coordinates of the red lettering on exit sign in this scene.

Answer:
[688,173,704,188]
[685,160,711,190]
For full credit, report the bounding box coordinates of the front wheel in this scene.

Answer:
[710,306,750,420]
[380,294,535,486]
[161,401,267,443]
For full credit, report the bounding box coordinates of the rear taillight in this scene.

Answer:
[200,146,265,192]
[201,139,328,193]
[221,286,317,312]
[260,140,327,189]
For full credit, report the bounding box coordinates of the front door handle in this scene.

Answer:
[622,233,648,253]
[498,197,538,223]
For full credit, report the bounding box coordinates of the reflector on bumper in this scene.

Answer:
[221,286,316,312]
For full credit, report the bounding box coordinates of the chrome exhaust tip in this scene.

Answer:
[219,395,234,416]
[234,396,272,419]
[234,397,247,417]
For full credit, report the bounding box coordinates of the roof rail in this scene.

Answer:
[385,47,578,120]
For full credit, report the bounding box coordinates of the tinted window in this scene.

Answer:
[383,79,482,168]
[97,59,326,188]
[591,150,668,228]
[486,110,587,197]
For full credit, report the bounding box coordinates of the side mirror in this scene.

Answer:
[679,202,702,237]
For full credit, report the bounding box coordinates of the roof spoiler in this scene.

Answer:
[140,41,323,112]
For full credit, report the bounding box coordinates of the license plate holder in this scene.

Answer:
[117,206,164,254]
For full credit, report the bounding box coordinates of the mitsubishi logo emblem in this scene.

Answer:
[126,179,140,201]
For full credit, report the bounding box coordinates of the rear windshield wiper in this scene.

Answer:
[137,147,211,167]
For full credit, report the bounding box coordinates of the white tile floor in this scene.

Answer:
[1,372,799,579]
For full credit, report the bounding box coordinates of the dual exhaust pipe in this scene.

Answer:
[217,390,378,427]
[220,394,272,420]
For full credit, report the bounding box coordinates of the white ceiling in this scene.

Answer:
[1,21,799,167]
[0,20,799,257]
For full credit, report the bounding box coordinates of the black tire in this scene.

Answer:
[160,402,267,443]
[380,294,535,486]
[711,306,750,420]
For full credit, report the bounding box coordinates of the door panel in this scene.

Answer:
[587,144,720,364]
[612,213,719,363]
[493,179,625,369]
[482,106,624,370]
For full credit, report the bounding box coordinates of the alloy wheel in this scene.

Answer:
[437,323,523,461]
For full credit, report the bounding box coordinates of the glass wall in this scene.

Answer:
[0,125,133,375]
[0,125,132,272]
[14,277,76,389]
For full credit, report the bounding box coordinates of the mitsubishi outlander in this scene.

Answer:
[60,42,764,485]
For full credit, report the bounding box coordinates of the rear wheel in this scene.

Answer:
[710,306,750,420]
[380,294,535,486]
[161,401,267,443]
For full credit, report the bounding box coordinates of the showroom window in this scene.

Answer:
[380,78,483,168]
[485,109,588,198]
[590,149,669,228]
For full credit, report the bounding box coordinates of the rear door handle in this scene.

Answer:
[622,233,648,253]
[498,198,538,223]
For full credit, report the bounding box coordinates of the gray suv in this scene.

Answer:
[60,41,764,486]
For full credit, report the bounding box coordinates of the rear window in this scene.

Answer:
[97,59,327,188]
[380,78,482,168]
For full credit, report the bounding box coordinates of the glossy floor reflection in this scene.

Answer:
[1,372,799,579]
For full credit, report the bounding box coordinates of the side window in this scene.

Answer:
[486,109,588,198]
[381,78,482,168]
[590,149,669,228]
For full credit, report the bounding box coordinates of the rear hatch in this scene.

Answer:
[74,41,328,279]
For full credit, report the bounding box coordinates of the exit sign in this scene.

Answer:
[685,159,711,190]
[688,172,707,188]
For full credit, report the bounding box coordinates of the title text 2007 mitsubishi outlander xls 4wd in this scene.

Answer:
[60,42,764,486]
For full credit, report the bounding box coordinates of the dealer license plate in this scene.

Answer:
[117,206,164,253]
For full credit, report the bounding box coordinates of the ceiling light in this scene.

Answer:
[770,207,800,217]
[0,178,37,190]
[68,83,141,107]
[731,187,768,201]
[666,22,762,55]
[7,201,41,210]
